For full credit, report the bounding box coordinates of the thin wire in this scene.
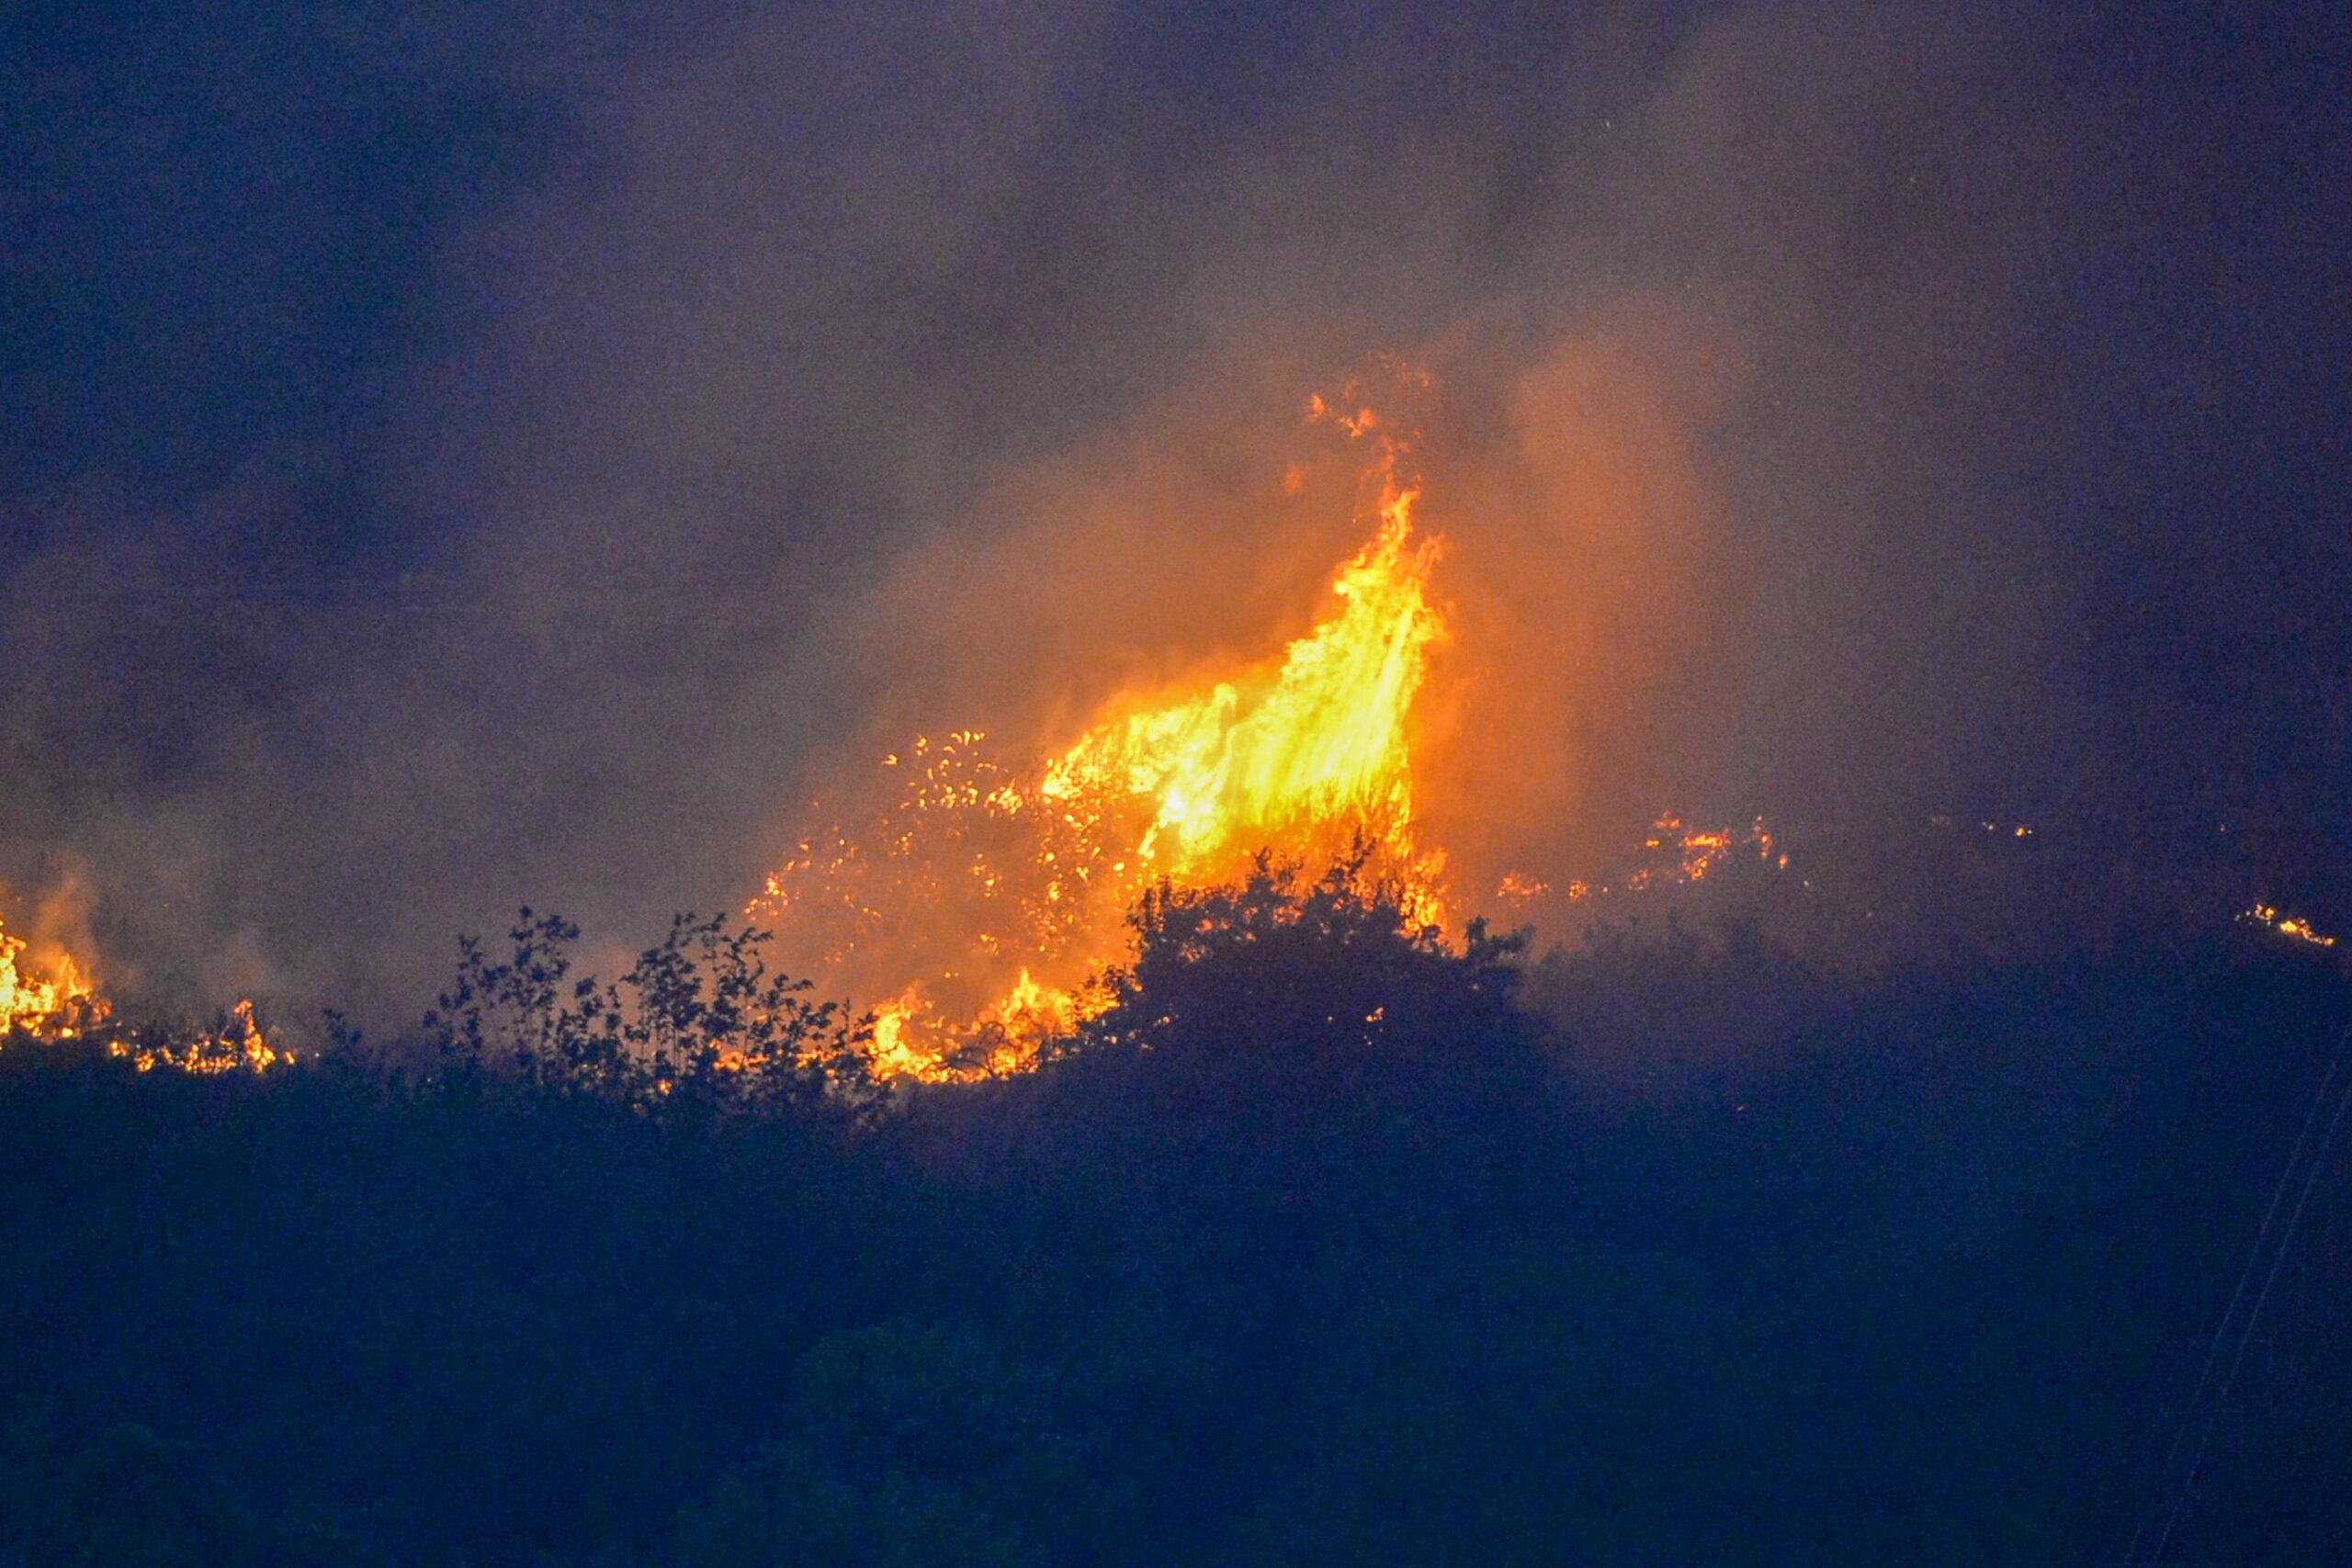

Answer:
[2146,1036,2352,1564]
[2153,1066,2352,1562]
[2122,1041,2343,1564]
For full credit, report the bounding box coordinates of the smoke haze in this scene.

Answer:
[6,0,2346,1023]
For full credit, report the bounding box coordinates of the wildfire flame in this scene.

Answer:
[752,378,1813,1082]
[2244,902,2337,950]
[103,999,283,1075]
[756,422,1447,1080]
[1529,814,1783,904]
[4,910,282,1074]
[0,916,107,1039]
[1036,480,1443,902]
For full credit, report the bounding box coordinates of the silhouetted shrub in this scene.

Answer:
[3,869,2349,1564]
[421,908,870,1114]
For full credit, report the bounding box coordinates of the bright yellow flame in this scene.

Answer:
[866,990,933,1081]
[1040,479,1443,896]
[6,912,288,1075]
[0,917,107,1039]
[755,433,1449,1081]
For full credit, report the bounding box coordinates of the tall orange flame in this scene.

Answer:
[1038,478,1443,900]
[754,439,1447,1079]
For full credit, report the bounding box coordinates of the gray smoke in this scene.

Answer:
[5,0,2344,1028]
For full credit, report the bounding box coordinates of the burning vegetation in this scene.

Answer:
[0,911,282,1074]
[0,915,107,1040]
[752,399,1452,1079]
[752,390,1781,1080]
[2243,902,2338,950]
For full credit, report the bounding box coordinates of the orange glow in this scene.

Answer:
[1495,871,1550,906]
[6,908,286,1075]
[1612,814,1778,894]
[2244,903,2338,950]
[750,378,1806,1081]
[0,916,107,1039]
[110,998,283,1076]
[756,412,1447,1080]
[865,990,930,1080]
[1037,478,1442,903]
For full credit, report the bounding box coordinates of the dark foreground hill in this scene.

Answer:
[3,866,2348,1565]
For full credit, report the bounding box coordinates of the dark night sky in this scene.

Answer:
[3,0,2347,1020]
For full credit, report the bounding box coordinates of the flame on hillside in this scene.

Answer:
[1606,813,1783,894]
[756,401,1446,1079]
[1,916,107,1039]
[2243,902,2337,950]
[752,383,1796,1082]
[2,911,283,1074]
[102,999,284,1075]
